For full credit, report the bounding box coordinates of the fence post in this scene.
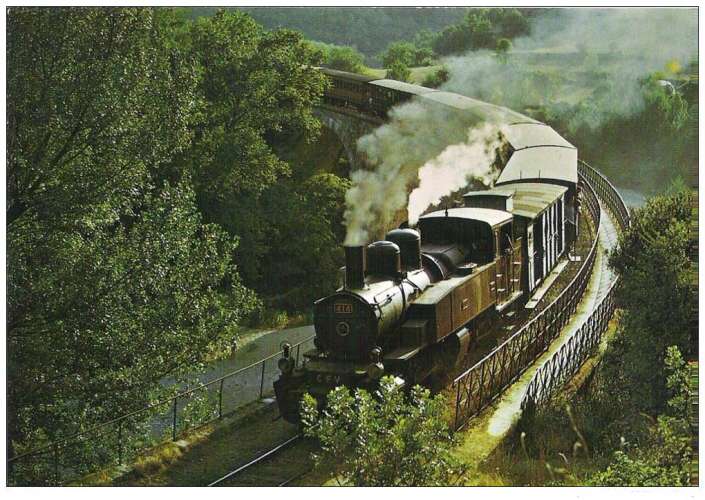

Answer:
[53,443,59,485]
[296,344,301,366]
[117,420,123,465]
[453,383,461,431]
[172,397,178,441]
[259,360,266,399]
[218,379,224,419]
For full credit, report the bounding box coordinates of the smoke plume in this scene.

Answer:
[344,101,504,245]
[343,8,697,244]
[407,123,505,225]
[443,8,698,131]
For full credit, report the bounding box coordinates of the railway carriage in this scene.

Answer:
[274,69,580,422]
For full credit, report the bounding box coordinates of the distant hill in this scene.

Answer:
[186,7,468,62]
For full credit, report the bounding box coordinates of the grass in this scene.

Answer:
[107,401,291,486]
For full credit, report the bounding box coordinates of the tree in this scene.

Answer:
[594,191,697,418]
[433,24,471,56]
[301,377,466,486]
[175,10,329,287]
[465,11,494,50]
[380,41,416,68]
[7,7,256,458]
[495,37,512,63]
[422,66,450,88]
[587,346,693,487]
[387,61,411,82]
[256,173,351,310]
[313,41,366,73]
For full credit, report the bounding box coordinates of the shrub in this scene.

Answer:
[387,61,411,82]
[301,376,466,486]
[422,66,450,88]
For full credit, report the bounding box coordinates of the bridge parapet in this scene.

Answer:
[451,168,603,429]
[519,161,631,414]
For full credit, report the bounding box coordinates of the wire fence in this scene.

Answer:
[8,335,315,486]
[451,165,604,430]
[519,161,631,412]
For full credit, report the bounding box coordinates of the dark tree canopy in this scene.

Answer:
[8,7,346,462]
[602,190,697,413]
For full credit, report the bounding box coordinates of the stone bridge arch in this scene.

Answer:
[313,106,382,171]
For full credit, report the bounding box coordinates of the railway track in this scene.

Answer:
[208,433,314,487]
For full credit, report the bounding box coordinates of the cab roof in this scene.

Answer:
[419,207,512,228]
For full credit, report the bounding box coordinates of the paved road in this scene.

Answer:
[153,325,315,435]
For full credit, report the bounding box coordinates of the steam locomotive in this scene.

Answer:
[274,70,580,423]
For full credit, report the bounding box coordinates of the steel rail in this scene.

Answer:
[207,433,302,487]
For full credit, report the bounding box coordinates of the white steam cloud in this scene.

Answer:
[443,8,698,130]
[343,8,697,244]
[344,100,503,245]
[407,123,505,226]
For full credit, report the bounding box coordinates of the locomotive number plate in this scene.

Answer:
[334,302,353,314]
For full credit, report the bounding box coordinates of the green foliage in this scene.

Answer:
[587,415,692,486]
[544,70,699,192]
[256,173,350,310]
[181,10,327,200]
[664,346,690,419]
[301,377,465,486]
[387,61,411,82]
[168,10,340,309]
[380,41,434,68]
[495,38,512,63]
[7,7,260,463]
[423,66,450,88]
[433,8,530,56]
[312,41,366,73]
[237,7,468,62]
[586,346,693,486]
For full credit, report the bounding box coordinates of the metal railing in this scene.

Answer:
[8,335,315,486]
[451,169,602,430]
[519,161,631,412]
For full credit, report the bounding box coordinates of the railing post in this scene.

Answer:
[219,379,224,419]
[117,420,123,465]
[259,360,266,399]
[172,397,178,441]
[454,382,461,431]
[53,443,59,485]
[296,344,301,366]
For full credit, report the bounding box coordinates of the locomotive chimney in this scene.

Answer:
[344,245,366,290]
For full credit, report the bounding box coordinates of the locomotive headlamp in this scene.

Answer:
[370,347,382,363]
[366,347,384,380]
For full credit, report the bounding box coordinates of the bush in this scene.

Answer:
[312,41,365,73]
[301,376,466,486]
[422,66,450,88]
[387,61,411,82]
[587,416,692,486]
